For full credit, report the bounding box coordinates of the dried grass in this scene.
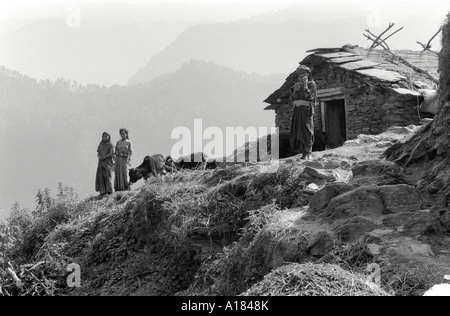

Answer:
[241,263,390,296]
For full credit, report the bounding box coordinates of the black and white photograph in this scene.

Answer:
[1,0,450,300]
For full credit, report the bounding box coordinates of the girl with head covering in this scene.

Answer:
[114,128,133,191]
[96,132,114,196]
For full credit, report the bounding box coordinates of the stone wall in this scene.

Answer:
[275,103,322,133]
[274,62,420,139]
[275,104,293,133]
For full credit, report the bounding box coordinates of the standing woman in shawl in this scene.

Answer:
[289,65,316,160]
[96,132,114,197]
[114,128,133,191]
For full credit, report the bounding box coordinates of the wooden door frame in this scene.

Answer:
[320,95,347,135]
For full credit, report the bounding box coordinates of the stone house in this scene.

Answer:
[264,46,438,148]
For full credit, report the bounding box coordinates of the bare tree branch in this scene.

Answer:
[417,27,442,56]
[365,29,391,50]
[377,27,404,46]
[368,22,395,49]
[364,33,389,50]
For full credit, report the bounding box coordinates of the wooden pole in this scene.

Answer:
[364,31,439,85]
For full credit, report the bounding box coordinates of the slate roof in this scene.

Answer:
[264,46,438,106]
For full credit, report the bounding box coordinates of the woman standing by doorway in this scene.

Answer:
[114,128,133,191]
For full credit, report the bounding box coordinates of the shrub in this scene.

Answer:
[16,186,80,261]
[0,222,18,263]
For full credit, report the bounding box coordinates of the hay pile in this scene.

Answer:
[241,263,390,296]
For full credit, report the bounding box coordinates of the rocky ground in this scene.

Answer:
[179,124,450,296]
[3,123,450,296]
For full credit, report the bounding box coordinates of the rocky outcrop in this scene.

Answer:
[350,160,409,186]
[379,184,423,214]
[333,216,378,242]
[307,231,337,256]
[321,185,385,220]
[383,210,437,235]
[312,183,422,221]
[309,182,355,213]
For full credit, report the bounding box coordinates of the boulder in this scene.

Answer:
[304,183,320,194]
[308,182,355,213]
[317,161,341,169]
[378,185,423,214]
[383,210,436,236]
[270,231,309,268]
[366,229,395,242]
[302,166,337,182]
[307,231,337,257]
[409,243,435,257]
[350,160,409,186]
[333,216,378,242]
[303,161,325,169]
[367,243,382,256]
[322,186,384,221]
[387,238,435,257]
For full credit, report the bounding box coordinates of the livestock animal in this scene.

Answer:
[129,154,167,184]
[165,152,218,170]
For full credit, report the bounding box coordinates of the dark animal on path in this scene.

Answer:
[129,154,167,184]
[165,152,218,170]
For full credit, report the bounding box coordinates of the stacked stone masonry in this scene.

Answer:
[275,61,421,140]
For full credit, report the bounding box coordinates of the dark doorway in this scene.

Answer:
[325,99,346,148]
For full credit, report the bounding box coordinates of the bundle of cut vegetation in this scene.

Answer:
[317,237,441,296]
[241,263,390,296]
[0,261,63,296]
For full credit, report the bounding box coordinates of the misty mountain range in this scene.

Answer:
[129,13,444,84]
[1,3,446,87]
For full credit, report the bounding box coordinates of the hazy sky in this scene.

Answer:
[0,0,295,24]
[1,0,448,24]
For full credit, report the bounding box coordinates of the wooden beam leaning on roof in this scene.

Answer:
[364,28,439,85]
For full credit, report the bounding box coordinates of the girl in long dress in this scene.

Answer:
[114,128,133,191]
[95,132,114,196]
